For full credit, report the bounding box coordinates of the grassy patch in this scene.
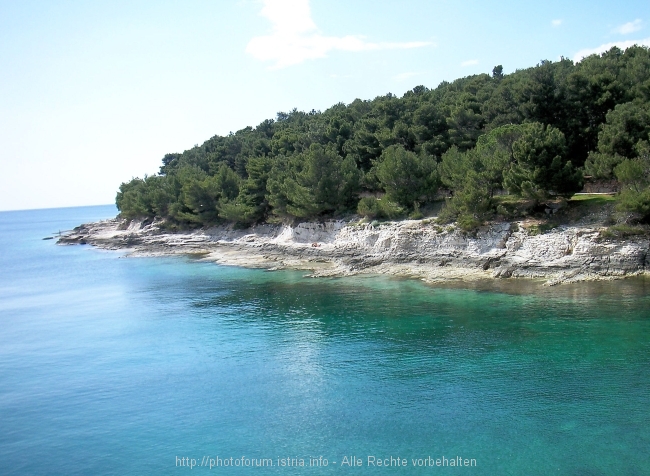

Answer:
[599,224,649,239]
[552,193,617,225]
[569,193,617,204]
[493,196,537,219]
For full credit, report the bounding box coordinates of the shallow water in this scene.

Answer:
[0,206,649,475]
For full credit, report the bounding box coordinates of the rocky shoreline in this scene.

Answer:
[57,216,649,286]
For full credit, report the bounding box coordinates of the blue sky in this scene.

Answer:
[1,0,649,211]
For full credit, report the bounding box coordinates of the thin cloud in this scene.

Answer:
[551,19,562,27]
[614,19,643,35]
[461,59,479,67]
[573,37,650,62]
[246,0,433,69]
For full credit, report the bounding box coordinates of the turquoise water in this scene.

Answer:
[0,206,649,475]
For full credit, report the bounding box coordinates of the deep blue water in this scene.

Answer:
[0,205,649,475]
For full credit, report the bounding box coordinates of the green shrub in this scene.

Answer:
[409,202,424,220]
[526,222,556,235]
[457,214,482,232]
[377,199,405,220]
[357,197,381,219]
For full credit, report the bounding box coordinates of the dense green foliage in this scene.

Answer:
[117,46,650,226]
[374,145,439,208]
[614,140,650,221]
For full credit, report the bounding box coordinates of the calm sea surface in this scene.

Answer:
[0,205,649,475]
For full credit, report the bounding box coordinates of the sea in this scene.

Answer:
[0,205,649,475]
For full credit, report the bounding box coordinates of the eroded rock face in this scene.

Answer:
[58,217,649,285]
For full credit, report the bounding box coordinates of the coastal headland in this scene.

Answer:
[58,215,649,286]
[85,48,650,287]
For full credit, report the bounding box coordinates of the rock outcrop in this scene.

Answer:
[58,217,649,285]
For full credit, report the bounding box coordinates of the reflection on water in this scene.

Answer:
[0,206,649,475]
